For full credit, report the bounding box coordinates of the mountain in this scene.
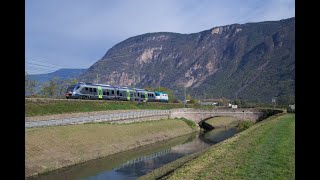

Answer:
[79,17,295,103]
[29,68,87,84]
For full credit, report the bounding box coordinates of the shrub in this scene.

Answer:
[179,118,197,129]
[172,98,180,103]
[237,120,254,131]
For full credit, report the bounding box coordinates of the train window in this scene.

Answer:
[103,91,106,95]
[120,92,122,96]
[93,88,96,92]
[107,91,109,96]
[85,87,88,91]
[137,93,140,96]
[117,91,119,95]
[67,85,76,92]
[90,88,92,92]
[75,85,80,90]
[112,90,114,95]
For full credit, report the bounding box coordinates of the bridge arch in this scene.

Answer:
[170,108,267,125]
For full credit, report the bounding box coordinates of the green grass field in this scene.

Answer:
[25,99,185,117]
[25,118,197,177]
[164,113,295,179]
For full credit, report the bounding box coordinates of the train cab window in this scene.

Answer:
[130,92,133,97]
[85,87,88,91]
[74,85,80,91]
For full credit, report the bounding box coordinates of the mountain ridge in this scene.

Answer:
[80,17,295,103]
[29,68,87,83]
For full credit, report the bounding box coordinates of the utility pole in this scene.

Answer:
[96,74,100,84]
[184,86,186,108]
[272,97,276,110]
[159,73,160,92]
[133,63,135,101]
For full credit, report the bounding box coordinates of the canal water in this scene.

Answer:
[29,124,239,180]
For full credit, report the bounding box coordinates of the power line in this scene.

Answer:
[26,58,66,68]
[26,62,63,70]
[25,58,86,69]
[26,58,68,67]
[25,69,56,75]
[25,65,57,73]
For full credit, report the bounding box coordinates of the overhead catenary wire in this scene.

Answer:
[26,58,84,69]
[25,58,87,75]
[26,58,87,69]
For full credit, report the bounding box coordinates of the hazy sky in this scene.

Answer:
[25,0,295,74]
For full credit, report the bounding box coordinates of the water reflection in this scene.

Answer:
[29,125,238,180]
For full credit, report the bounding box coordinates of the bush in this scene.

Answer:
[179,118,197,129]
[237,120,254,131]
[172,98,180,103]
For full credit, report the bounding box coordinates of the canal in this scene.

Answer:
[29,124,239,180]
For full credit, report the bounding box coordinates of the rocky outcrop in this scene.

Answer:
[79,17,295,103]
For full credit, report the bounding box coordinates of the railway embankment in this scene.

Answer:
[25,98,185,117]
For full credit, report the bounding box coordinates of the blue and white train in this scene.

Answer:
[65,82,169,102]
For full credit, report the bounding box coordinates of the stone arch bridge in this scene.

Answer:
[170,108,268,124]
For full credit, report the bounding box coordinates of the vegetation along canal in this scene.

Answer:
[27,121,239,180]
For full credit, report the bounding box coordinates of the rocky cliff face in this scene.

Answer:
[79,17,295,103]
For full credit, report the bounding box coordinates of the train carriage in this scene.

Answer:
[65,82,166,103]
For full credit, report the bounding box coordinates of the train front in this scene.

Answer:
[65,84,76,99]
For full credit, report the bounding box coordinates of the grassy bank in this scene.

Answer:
[25,99,184,117]
[205,116,240,127]
[163,113,294,179]
[25,118,197,177]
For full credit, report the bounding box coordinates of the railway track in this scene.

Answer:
[25,98,180,105]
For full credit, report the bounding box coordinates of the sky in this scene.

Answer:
[25,0,295,74]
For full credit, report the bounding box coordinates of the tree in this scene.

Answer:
[187,94,195,104]
[41,79,57,97]
[38,77,79,98]
[25,72,37,96]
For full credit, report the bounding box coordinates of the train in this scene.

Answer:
[65,82,169,102]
